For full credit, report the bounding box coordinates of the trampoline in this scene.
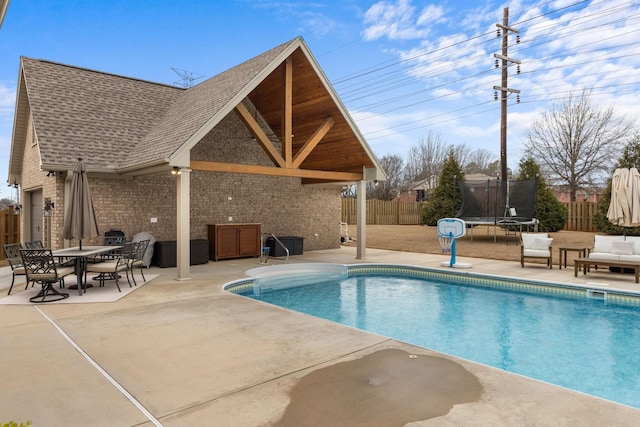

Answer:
[456,178,539,242]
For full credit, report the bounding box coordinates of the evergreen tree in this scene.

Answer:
[593,136,640,235]
[516,157,567,232]
[422,150,464,225]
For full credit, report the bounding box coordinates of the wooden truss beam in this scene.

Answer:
[282,57,293,167]
[234,103,286,168]
[190,160,362,181]
[225,56,345,182]
[292,116,334,169]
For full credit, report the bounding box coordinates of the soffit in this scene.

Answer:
[247,47,376,177]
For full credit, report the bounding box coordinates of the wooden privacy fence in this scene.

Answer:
[341,198,598,231]
[341,199,425,225]
[1,206,21,261]
[563,201,597,232]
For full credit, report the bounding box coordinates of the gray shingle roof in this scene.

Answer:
[19,38,298,173]
[21,57,183,172]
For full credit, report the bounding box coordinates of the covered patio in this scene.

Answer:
[7,36,386,281]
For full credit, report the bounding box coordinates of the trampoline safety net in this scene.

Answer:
[455,179,537,223]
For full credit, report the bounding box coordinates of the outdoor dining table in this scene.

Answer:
[52,245,121,296]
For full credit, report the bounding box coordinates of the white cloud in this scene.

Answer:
[362,0,438,41]
[297,12,337,37]
[416,4,445,27]
[0,82,15,117]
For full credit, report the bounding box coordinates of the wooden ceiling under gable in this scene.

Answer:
[190,47,376,185]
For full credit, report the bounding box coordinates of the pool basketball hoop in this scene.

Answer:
[437,218,472,269]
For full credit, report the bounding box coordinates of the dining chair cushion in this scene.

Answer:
[87,260,127,273]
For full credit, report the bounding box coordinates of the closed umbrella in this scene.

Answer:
[63,158,100,249]
[630,167,640,227]
[607,168,631,227]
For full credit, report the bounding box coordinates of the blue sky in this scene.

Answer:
[1,0,639,199]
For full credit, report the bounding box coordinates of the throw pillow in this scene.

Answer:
[532,238,553,250]
[611,240,634,255]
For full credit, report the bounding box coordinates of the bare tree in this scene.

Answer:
[0,198,14,210]
[404,131,450,184]
[525,91,635,201]
[464,148,497,175]
[451,144,473,170]
[367,154,404,200]
[340,184,357,198]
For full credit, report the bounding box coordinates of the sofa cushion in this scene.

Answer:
[626,236,640,254]
[593,235,624,253]
[612,240,634,255]
[618,254,640,263]
[532,238,553,250]
[589,252,621,261]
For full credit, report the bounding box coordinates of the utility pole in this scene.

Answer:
[493,7,520,183]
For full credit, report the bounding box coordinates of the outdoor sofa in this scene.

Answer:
[573,235,640,283]
[588,235,640,262]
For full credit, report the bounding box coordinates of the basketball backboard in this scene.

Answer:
[437,218,466,239]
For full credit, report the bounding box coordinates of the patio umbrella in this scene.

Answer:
[63,158,100,249]
[630,167,640,226]
[607,167,640,243]
[607,168,631,227]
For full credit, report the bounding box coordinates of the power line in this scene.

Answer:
[330,1,637,150]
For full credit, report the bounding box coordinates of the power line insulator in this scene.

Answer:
[495,59,499,69]
[497,29,501,37]
[516,34,520,44]
[494,91,498,101]
[517,64,521,74]
[516,94,521,103]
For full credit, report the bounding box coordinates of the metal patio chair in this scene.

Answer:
[128,240,150,286]
[85,242,135,292]
[4,243,27,295]
[20,248,74,303]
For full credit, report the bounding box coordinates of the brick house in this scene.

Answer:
[7,37,386,279]
[552,187,604,203]
[397,176,437,202]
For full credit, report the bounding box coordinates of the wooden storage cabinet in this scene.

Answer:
[208,224,261,261]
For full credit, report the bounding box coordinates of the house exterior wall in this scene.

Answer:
[19,112,54,244]
[40,110,342,252]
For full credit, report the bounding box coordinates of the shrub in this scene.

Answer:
[422,151,464,226]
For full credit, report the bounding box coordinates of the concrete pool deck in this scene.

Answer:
[1,246,640,426]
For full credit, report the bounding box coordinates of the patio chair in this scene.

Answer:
[88,231,126,264]
[24,240,44,249]
[4,243,27,295]
[85,242,135,292]
[20,248,75,303]
[128,240,150,286]
[25,239,75,267]
[520,232,553,268]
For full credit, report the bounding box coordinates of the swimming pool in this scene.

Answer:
[227,264,640,409]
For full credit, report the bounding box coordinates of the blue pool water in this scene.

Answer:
[241,271,640,409]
